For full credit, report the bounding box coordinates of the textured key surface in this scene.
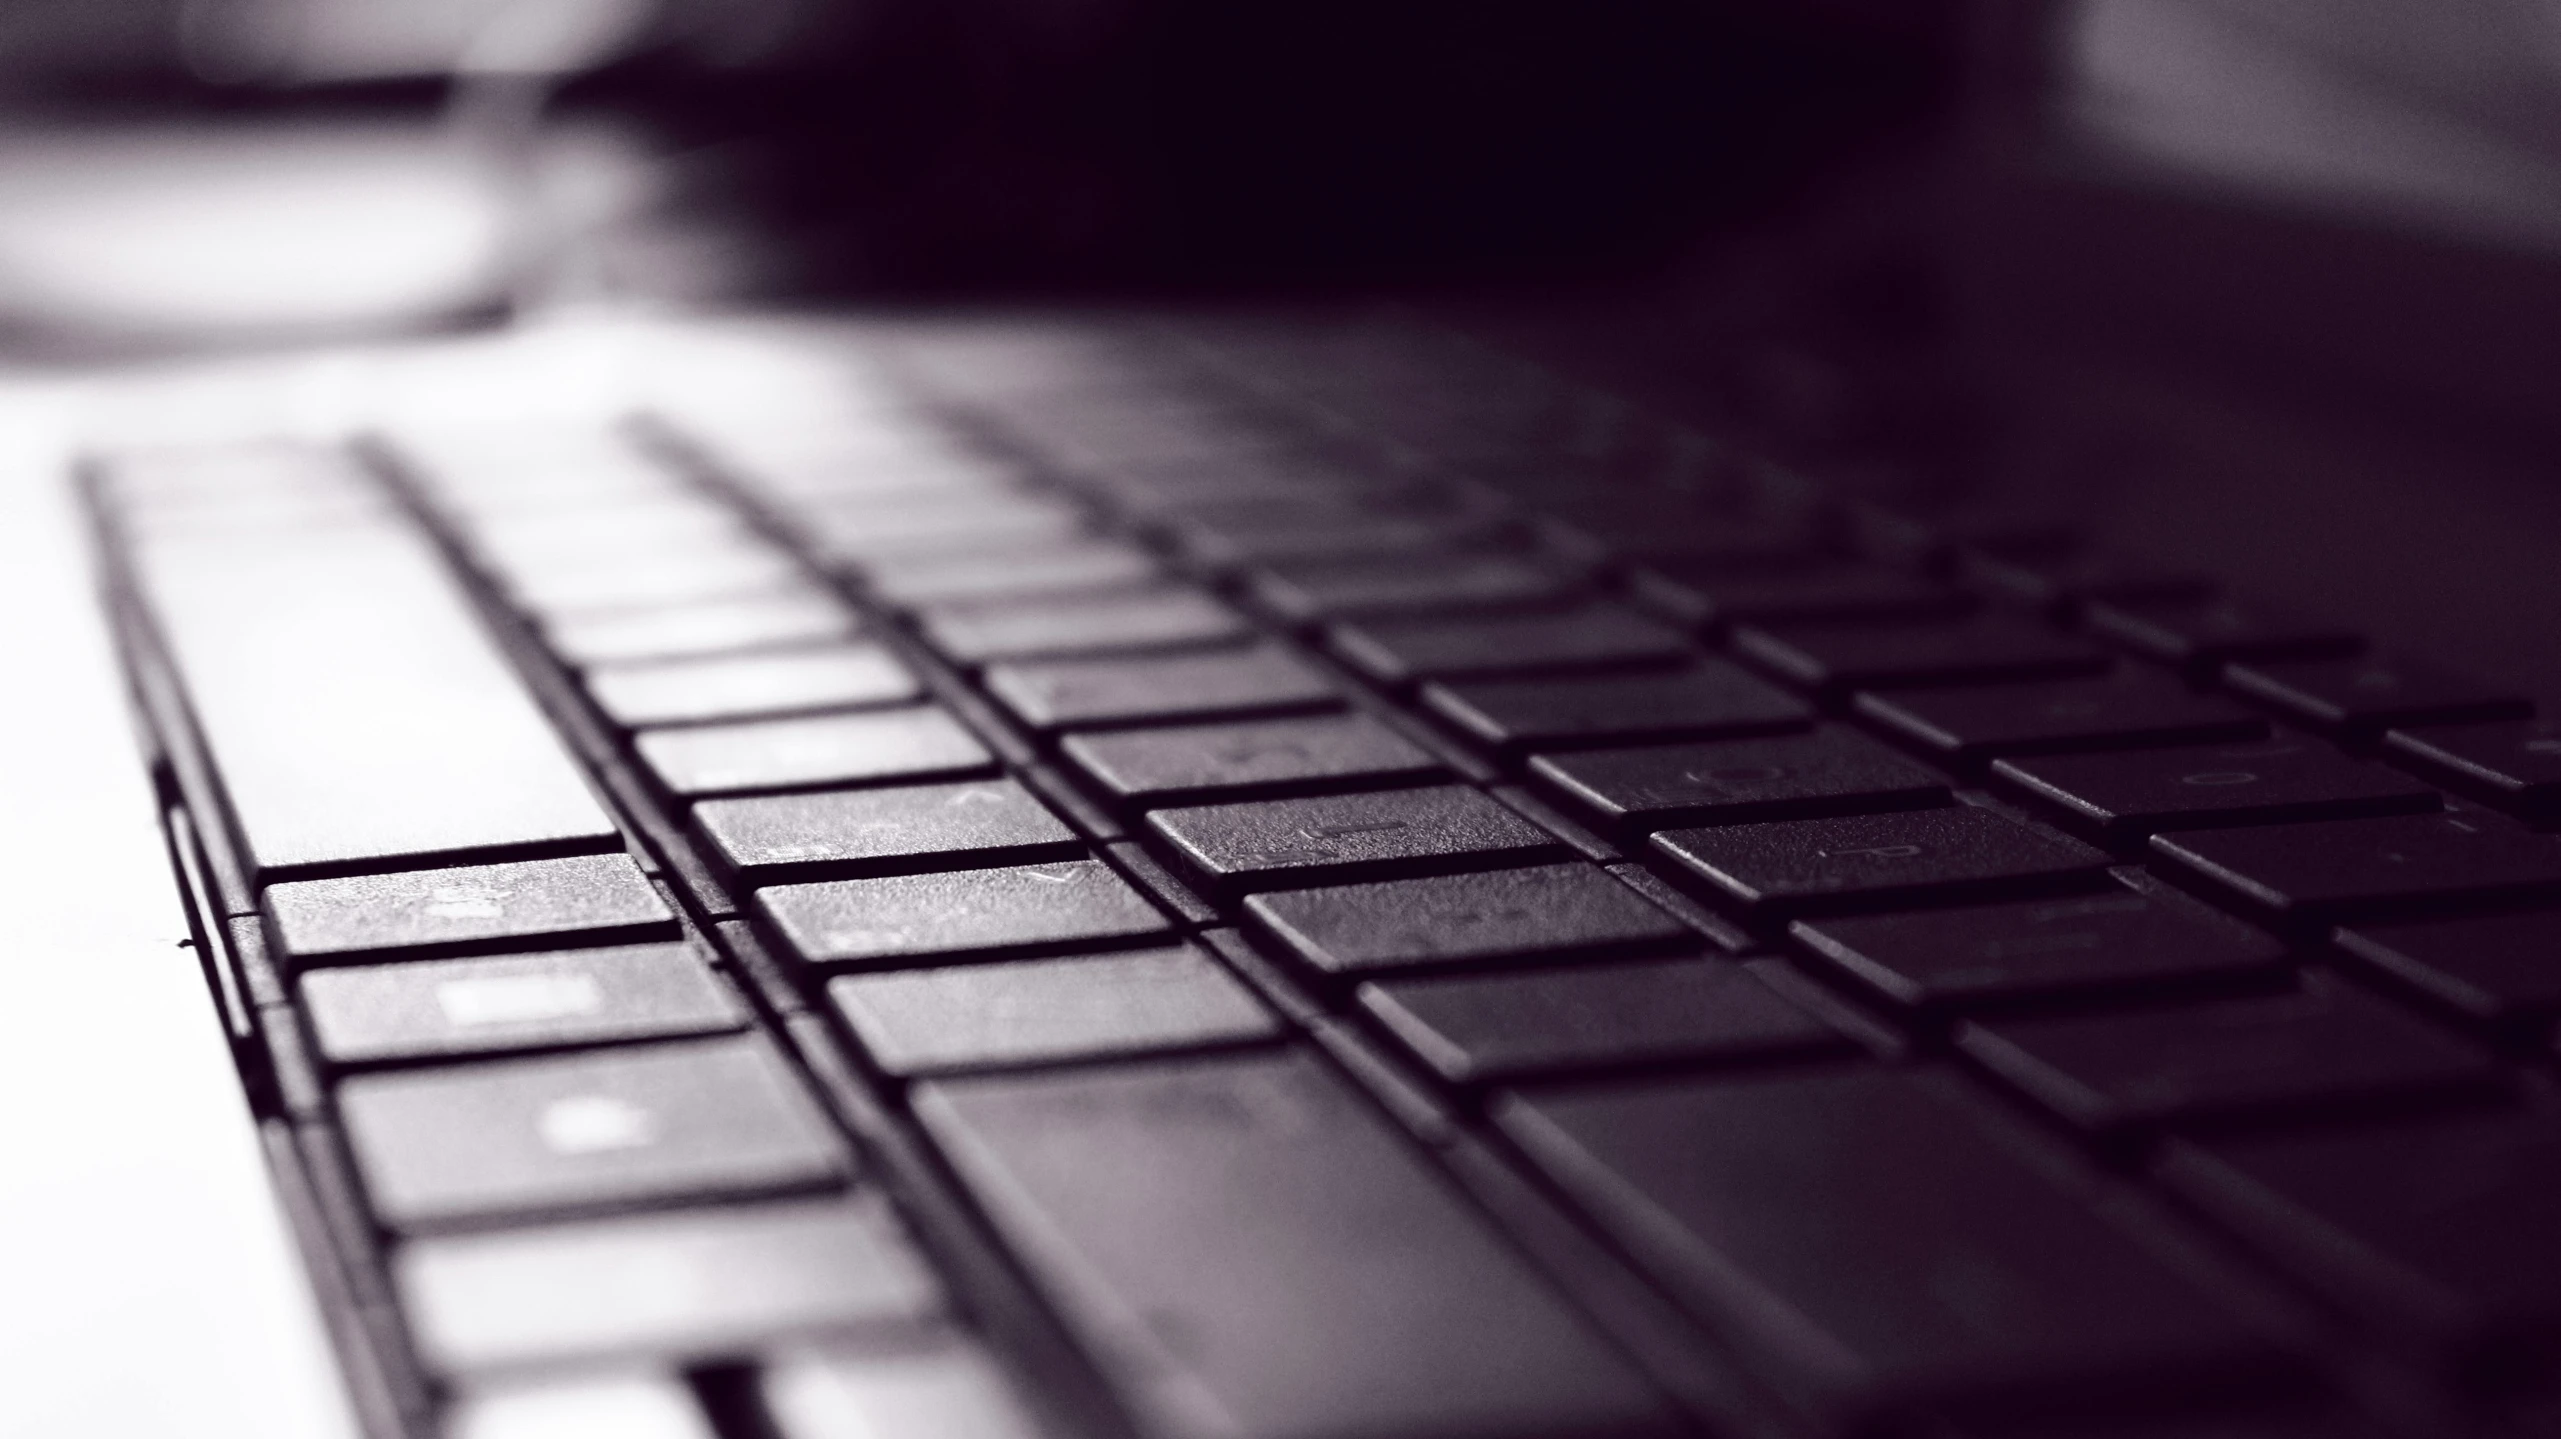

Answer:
[2332,911,2561,1032]
[300,942,745,1063]
[1245,862,1692,973]
[403,1198,939,1372]
[830,944,1276,1074]
[1532,726,1948,835]
[637,708,994,797]
[2149,813,2561,923]
[1360,957,1852,1084]
[983,643,1340,730]
[2385,718,2561,818]
[1330,605,1690,684]
[2085,596,2362,670]
[860,538,1158,605]
[695,780,1081,881]
[1732,615,2109,697]
[1247,551,1572,622]
[543,591,855,666]
[1654,806,2110,918]
[760,858,1169,965]
[2222,654,2529,736]
[1499,1067,2287,1423]
[1994,739,2440,843]
[587,644,920,728]
[266,852,675,961]
[761,1339,1046,1439]
[1792,874,2286,1012]
[914,1051,1674,1439]
[1421,662,1811,754]
[340,1036,845,1229]
[1062,712,1440,807]
[1853,672,2269,768]
[918,587,1248,664]
[1148,784,1568,891]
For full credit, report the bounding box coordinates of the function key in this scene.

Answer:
[1653,805,2109,919]
[1531,726,1948,838]
[917,586,1250,665]
[636,708,995,798]
[983,642,1340,732]
[2083,596,2362,674]
[1061,713,1441,809]
[1147,784,1567,894]
[1853,671,2268,772]
[1421,662,1809,756]
[694,779,1080,882]
[2332,911,2561,1038]
[828,943,1277,1076]
[266,852,676,964]
[587,644,920,729]
[1732,614,2108,699]
[1329,605,1690,686]
[1993,739,2439,845]
[2384,718,2561,820]
[1246,551,1574,624]
[299,941,745,1064]
[757,858,1170,966]
[1243,863,1693,975]
[2222,654,2529,738]
[2149,812,2561,926]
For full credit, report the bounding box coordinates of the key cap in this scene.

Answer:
[1653,806,2110,919]
[1498,1067,2292,1427]
[1732,615,2110,698]
[2221,654,2529,737]
[2384,718,2561,819]
[859,539,1159,606]
[1956,979,2497,1133]
[507,544,809,615]
[762,1339,1045,1439]
[1956,543,2213,614]
[1421,662,1811,755]
[914,1051,1675,1439]
[2332,911,2561,1036]
[340,1035,846,1230]
[403,1198,940,1373]
[1061,713,1441,808]
[1360,957,1852,1084]
[1531,726,1949,837]
[543,590,857,667]
[758,858,1170,965]
[1172,508,1483,568]
[2084,596,2363,672]
[1790,873,2287,1013]
[917,587,1250,665]
[1245,862,1692,974]
[830,944,1277,1075]
[636,708,995,797]
[588,644,921,728]
[1630,560,1970,629]
[801,493,1086,563]
[983,643,1341,731]
[695,780,1081,882]
[1853,672,2269,770]
[300,941,746,1064]
[1993,739,2441,844]
[1329,605,1690,685]
[1148,784,1569,893]
[446,1372,714,1439]
[2149,813,2561,924]
[265,852,675,962]
[1246,551,1572,623]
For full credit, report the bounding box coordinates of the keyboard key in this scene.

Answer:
[1148,784,1569,893]
[829,944,1277,1075]
[2221,654,2529,737]
[758,859,1170,965]
[1531,726,1948,836]
[1172,507,1482,567]
[1061,713,1441,808]
[2149,813,2561,924]
[1499,1068,2291,1427]
[1790,873,2286,1013]
[2384,718,2561,819]
[1421,662,1810,754]
[300,942,746,1064]
[1992,739,2441,844]
[1852,672,2268,769]
[636,708,995,797]
[917,587,1249,665]
[1732,615,2109,698]
[266,852,675,962]
[2332,911,2561,1035]
[445,1372,713,1439]
[695,780,1081,882]
[2084,596,2363,672]
[859,539,1158,606]
[984,643,1340,731]
[761,1339,1045,1439]
[1244,862,1691,974]
[914,1051,1674,1439]
[588,644,921,728]
[1629,560,1969,628]
[1246,551,1572,622]
[1360,957,1853,1084]
[543,590,856,666]
[801,493,1086,563]
[1956,979,2496,1133]
[1329,605,1690,685]
[508,544,809,616]
[403,1198,940,1372]
[340,1035,846,1230]
[1956,542,2213,613]
[1653,806,2109,919]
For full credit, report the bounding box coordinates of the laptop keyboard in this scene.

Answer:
[85,314,2561,1439]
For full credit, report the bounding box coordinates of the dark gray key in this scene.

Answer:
[860,539,1158,606]
[1172,508,1482,568]
[695,779,1080,882]
[2084,597,2363,672]
[2333,911,2561,1035]
[1531,726,1948,837]
[587,644,921,728]
[1853,672,2268,769]
[340,1035,846,1230]
[1732,615,2109,698]
[1421,662,1810,755]
[917,587,1249,665]
[1245,862,1692,974]
[2385,718,2561,819]
[1653,806,2110,919]
[1360,957,1852,1084]
[1499,1068,2291,1427]
[1957,541,2213,613]
[544,590,856,666]
[1329,605,1690,685]
[1957,979,2496,1133]
[1630,560,1969,628]
[2222,654,2529,737]
[914,1051,1675,1439]
[1993,739,2441,844]
[1148,784,1569,893]
[300,942,746,1064]
[983,643,1340,731]
[757,859,1170,965]
[266,852,676,962]
[1246,552,1571,623]
[637,708,994,797]
[1791,873,2286,1013]
[1062,713,1440,808]
[829,944,1277,1075]
[2149,813,2561,924]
